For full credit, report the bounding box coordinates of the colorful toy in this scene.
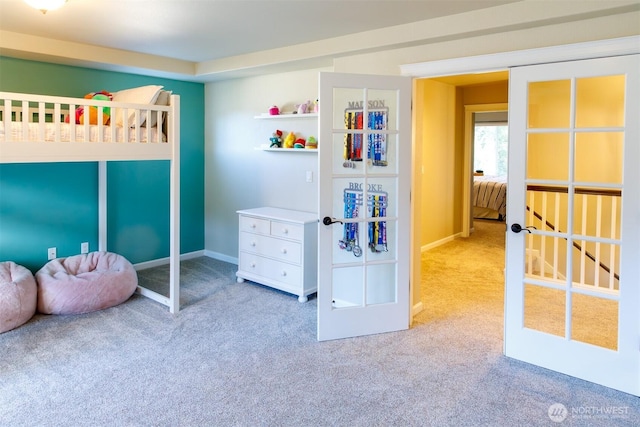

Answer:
[283,131,296,148]
[305,136,318,149]
[269,105,280,115]
[270,129,283,148]
[296,102,307,115]
[294,138,306,149]
[65,90,113,125]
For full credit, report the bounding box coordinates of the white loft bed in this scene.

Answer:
[0,90,181,313]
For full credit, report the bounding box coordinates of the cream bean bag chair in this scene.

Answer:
[0,261,37,333]
[36,251,137,315]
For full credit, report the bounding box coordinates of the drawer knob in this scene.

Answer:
[282,228,288,234]
[250,223,256,228]
[250,262,256,268]
[281,248,287,254]
[251,241,256,247]
[281,270,287,277]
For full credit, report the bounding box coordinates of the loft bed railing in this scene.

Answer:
[525,184,620,285]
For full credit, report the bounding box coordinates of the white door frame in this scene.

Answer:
[400,36,639,79]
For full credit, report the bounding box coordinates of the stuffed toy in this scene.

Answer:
[283,131,296,149]
[65,90,113,125]
[268,105,280,115]
[269,129,283,148]
[305,136,318,149]
[294,138,306,149]
[296,100,310,115]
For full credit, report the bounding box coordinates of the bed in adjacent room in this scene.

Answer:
[472,175,507,221]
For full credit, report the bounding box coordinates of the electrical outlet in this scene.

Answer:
[81,242,89,254]
[47,247,57,260]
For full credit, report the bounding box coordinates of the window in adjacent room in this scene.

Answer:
[473,111,508,177]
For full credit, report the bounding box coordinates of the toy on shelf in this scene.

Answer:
[294,137,306,149]
[283,131,296,148]
[269,130,283,148]
[305,136,318,149]
[294,99,314,115]
[269,105,280,115]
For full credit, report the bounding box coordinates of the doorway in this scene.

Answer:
[415,73,509,354]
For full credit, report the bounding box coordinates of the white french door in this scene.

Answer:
[505,55,640,395]
[317,72,412,341]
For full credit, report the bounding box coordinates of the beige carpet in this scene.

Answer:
[417,220,506,324]
[416,219,617,350]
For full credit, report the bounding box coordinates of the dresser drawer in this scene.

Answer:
[239,215,270,235]
[239,231,302,264]
[239,252,302,287]
[270,221,304,241]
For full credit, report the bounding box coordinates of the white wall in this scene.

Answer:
[205,68,330,261]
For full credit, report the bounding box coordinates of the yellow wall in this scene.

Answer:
[463,81,509,106]
[418,80,457,246]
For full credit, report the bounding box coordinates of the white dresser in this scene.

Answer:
[236,207,318,302]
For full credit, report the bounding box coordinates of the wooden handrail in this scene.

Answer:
[526,205,620,282]
[527,185,621,197]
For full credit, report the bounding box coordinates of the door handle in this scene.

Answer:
[511,223,536,234]
[323,216,343,226]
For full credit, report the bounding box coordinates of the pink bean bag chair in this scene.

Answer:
[0,261,37,333]
[36,251,138,315]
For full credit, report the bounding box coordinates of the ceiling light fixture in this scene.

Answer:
[24,0,67,14]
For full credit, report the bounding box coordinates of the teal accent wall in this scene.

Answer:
[0,57,204,271]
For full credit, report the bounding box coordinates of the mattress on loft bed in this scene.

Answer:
[0,122,166,143]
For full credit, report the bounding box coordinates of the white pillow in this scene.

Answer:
[145,90,172,128]
[112,85,164,127]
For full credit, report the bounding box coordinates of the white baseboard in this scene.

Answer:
[203,250,238,265]
[134,250,205,271]
[412,301,424,317]
[421,232,462,252]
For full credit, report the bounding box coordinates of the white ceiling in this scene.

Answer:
[0,0,515,62]
[0,0,518,80]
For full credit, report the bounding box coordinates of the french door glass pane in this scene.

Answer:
[575,75,625,128]
[574,132,623,184]
[366,263,396,305]
[571,293,618,350]
[332,266,363,308]
[524,283,565,337]
[527,133,569,180]
[528,80,571,128]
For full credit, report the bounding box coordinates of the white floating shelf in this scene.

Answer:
[256,145,318,153]
[254,113,318,119]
